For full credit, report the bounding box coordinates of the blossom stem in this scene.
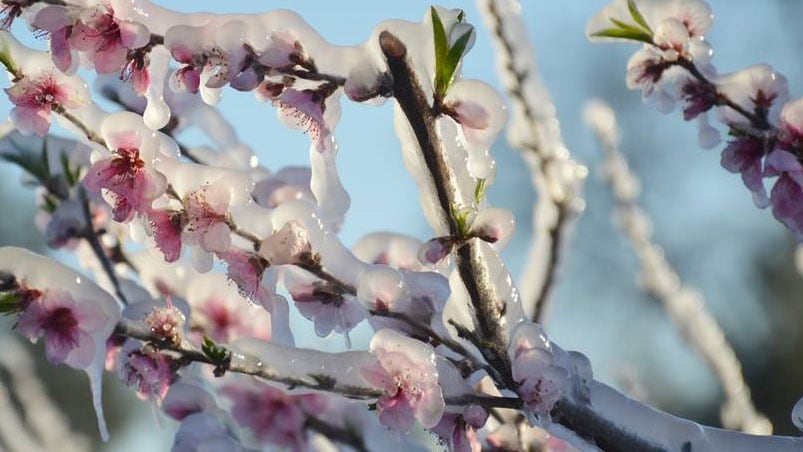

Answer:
[77,187,129,305]
[51,104,106,147]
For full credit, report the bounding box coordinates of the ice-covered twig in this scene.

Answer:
[478,0,587,323]
[584,99,771,435]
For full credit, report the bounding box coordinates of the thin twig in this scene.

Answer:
[78,186,129,305]
[478,0,586,324]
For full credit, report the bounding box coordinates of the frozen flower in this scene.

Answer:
[222,380,325,450]
[417,236,454,265]
[147,208,183,262]
[0,247,121,441]
[287,275,367,339]
[430,410,485,452]
[716,64,789,129]
[83,113,168,222]
[143,299,186,346]
[441,80,506,152]
[259,220,312,266]
[361,329,444,431]
[470,207,516,247]
[626,46,674,98]
[120,346,175,402]
[5,72,84,136]
[777,97,803,154]
[17,288,107,367]
[720,136,770,207]
[29,5,78,73]
[185,273,271,344]
[69,3,150,74]
[352,232,424,270]
[182,184,232,256]
[509,322,568,420]
[274,88,330,148]
[218,249,270,303]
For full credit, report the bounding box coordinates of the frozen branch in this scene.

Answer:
[584,99,771,435]
[379,30,514,387]
[477,0,587,323]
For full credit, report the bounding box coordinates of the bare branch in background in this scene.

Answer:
[584,99,772,435]
[0,336,89,452]
[477,0,587,324]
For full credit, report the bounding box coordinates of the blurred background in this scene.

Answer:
[1,0,802,449]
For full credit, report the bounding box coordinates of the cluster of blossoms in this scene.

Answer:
[0,1,585,451]
[1,1,801,451]
[588,0,803,240]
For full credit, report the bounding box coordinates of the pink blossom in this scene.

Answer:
[143,300,186,346]
[120,347,175,402]
[69,4,150,74]
[218,249,270,303]
[186,273,271,344]
[5,72,84,136]
[509,323,568,419]
[471,207,516,247]
[274,88,330,148]
[587,0,713,42]
[286,273,367,338]
[147,208,183,262]
[720,136,770,207]
[222,381,325,450]
[430,413,482,452]
[361,329,444,431]
[182,185,232,255]
[418,237,454,265]
[441,79,506,152]
[17,288,107,367]
[83,129,167,222]
[259,220,312,266]
[172,411,246,452]
[716,65,789,129]
[30,5,77,73]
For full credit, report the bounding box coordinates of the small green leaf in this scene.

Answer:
[474,178,487,206]
[41,195,58,214]
[431,7,449,98]
[0,292,21,315]
[0,45,18,77]
[609,18,646,34]
[590,27,653,44]
[627,0,652,34]
[443,28,474,91]
[60,151,77,187]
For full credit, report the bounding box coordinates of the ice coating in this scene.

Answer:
[0,247,121,441]
[142,45,171,130]
[351,232,424,269]
[230,337,377,393]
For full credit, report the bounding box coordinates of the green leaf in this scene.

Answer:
[474,178,487,206]
[0,292,21,315]
[431,7,449,98]
[443,28,474,91]
[60,151,78,187]
[627,0,652,34]
[0,44,18,77]
[590,27,653,44]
